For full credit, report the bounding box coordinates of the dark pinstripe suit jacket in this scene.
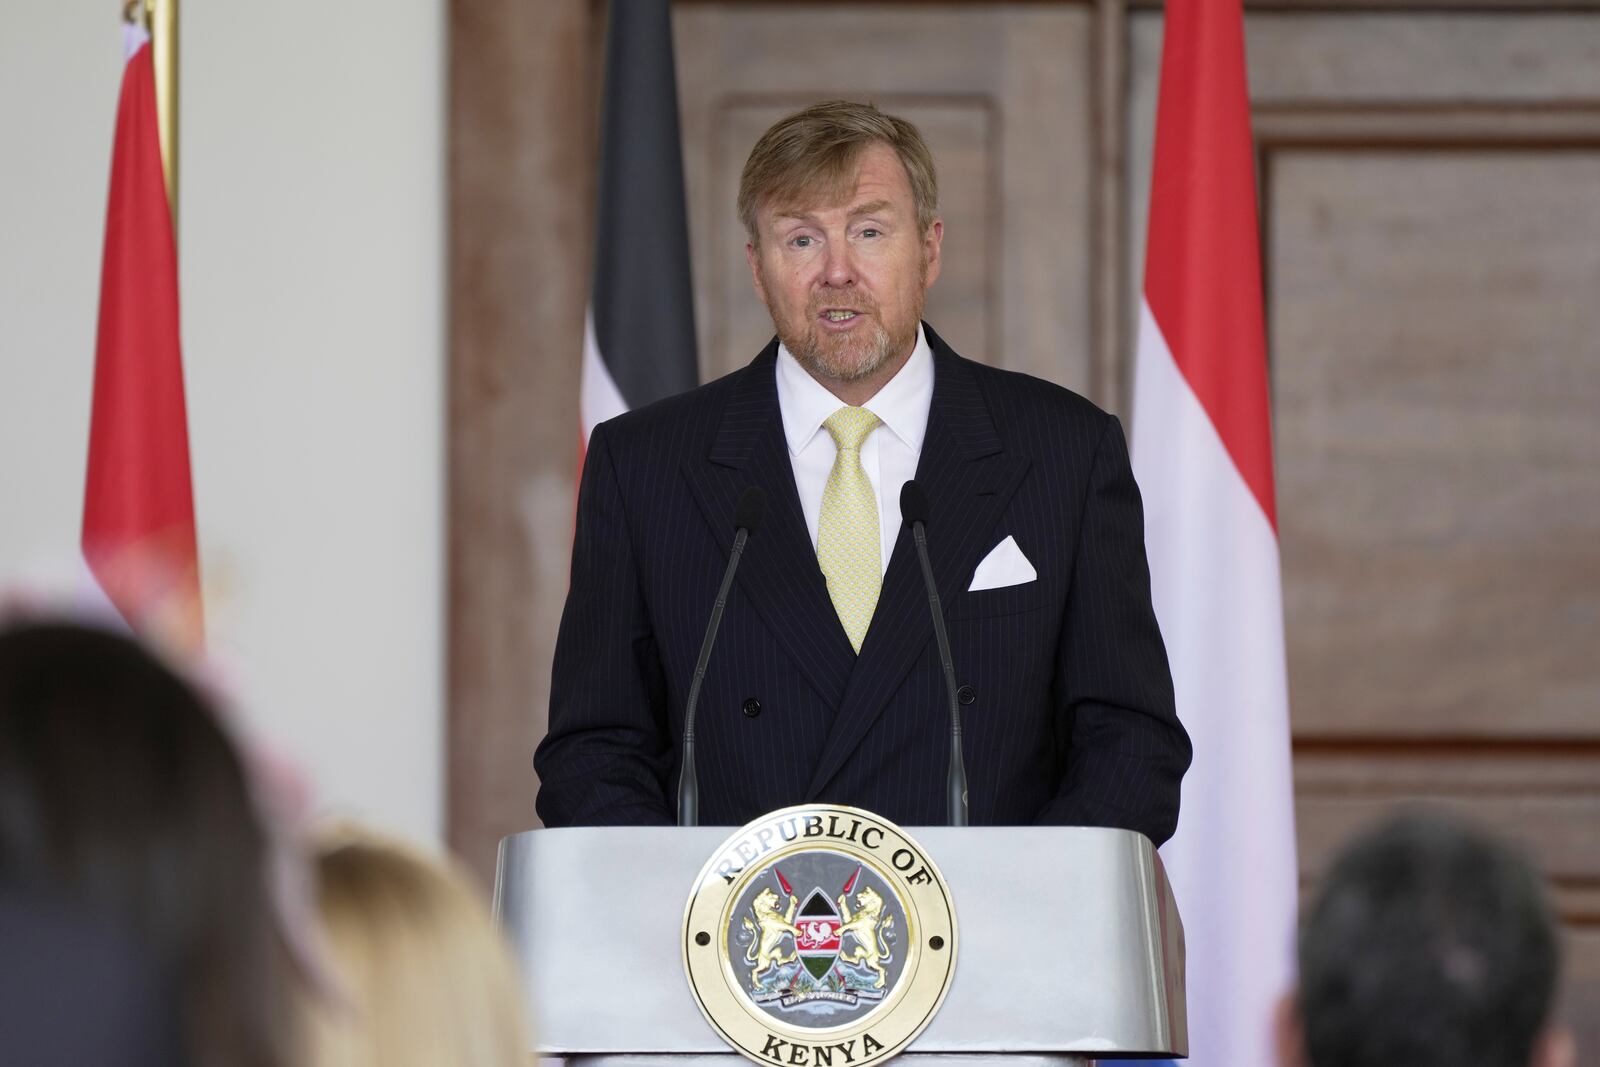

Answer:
[534,324,1190,842]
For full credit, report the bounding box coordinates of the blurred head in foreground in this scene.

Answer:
[1279,812,1573,1067]
[303,827,534,1067]
[0,620,294,1067]
[0,887,187,1067]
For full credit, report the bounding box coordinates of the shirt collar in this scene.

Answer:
[776,324,934,456]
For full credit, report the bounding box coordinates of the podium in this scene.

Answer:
[495,825,1186,1066]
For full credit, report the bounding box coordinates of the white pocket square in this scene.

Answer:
[968,535,1037,591]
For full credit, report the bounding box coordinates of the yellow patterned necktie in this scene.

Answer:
[817,406,884,653]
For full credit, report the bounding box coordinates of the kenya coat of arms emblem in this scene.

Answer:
[683,805,957,1067]
[739,862,897,1010]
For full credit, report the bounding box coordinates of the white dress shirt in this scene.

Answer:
[776,325,934,573]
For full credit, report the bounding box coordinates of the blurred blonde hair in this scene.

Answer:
[302,825,533,1067]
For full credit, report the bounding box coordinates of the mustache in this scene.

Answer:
[807,295,880,317]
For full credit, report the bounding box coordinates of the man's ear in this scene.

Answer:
[1531,1026,1576,1067]
[923,219,944,289]
[1273,991,1307,1067]
[746,242,767,304]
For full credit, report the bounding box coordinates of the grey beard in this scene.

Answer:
[780,314,920,386]
[790,326,895,384]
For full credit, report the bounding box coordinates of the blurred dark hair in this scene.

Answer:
[1298,811,1561,1067]
[0,885,187,1066]
[0,621,293,1067]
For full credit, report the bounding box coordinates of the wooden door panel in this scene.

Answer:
[1295,749,1600,881]
[675,3,1097,392]
[1272,149,1600,740]
[1243,12,1600,103]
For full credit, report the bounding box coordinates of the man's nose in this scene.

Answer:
[820,240,856,288]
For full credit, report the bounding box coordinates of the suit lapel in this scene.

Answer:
[804,328,1031,799]
[682,343,857,711]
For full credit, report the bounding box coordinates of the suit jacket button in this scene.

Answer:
[956,685,976,706]
[742,697,762,718]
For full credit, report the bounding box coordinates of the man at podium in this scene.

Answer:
[535,102,1190,839]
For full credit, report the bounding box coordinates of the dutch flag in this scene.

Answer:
[1131,0,1299,1063]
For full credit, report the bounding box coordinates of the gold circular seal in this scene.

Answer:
[683,805,958,1067]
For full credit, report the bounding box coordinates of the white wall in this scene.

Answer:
[0,1,445,842]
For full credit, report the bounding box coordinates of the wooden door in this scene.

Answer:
[675,4,1106,395]
[449,0,1600,1042]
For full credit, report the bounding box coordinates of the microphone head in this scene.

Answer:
[735,486,767,535]
[900,480,931,527]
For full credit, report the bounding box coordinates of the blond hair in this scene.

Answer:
[301,826,533,1067]
[738,100,939,243]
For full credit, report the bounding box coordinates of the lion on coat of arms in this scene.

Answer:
[837,886,894,989]
[741,888,799,990]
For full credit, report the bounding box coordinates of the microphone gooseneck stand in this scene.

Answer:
[901,480,970,827]
[678,486,767,827]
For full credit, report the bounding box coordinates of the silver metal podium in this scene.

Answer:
[495,826,1186,1066]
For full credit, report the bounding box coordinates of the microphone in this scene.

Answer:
[900,481,970,827]
[678,486,767,826]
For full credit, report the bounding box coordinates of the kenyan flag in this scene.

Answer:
[577,0,698,457]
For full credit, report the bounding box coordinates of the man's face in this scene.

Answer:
[746,143,942,395]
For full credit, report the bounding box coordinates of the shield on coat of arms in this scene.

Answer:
[794,887,842,980]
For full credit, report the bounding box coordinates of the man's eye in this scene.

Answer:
[860,228,881,239]
[792,235,813,248]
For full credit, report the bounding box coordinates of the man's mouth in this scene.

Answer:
[820,309,861,322]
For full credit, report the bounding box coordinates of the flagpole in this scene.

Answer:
[147,0,179,236]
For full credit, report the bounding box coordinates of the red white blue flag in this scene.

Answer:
[1131,0,1297,1063]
